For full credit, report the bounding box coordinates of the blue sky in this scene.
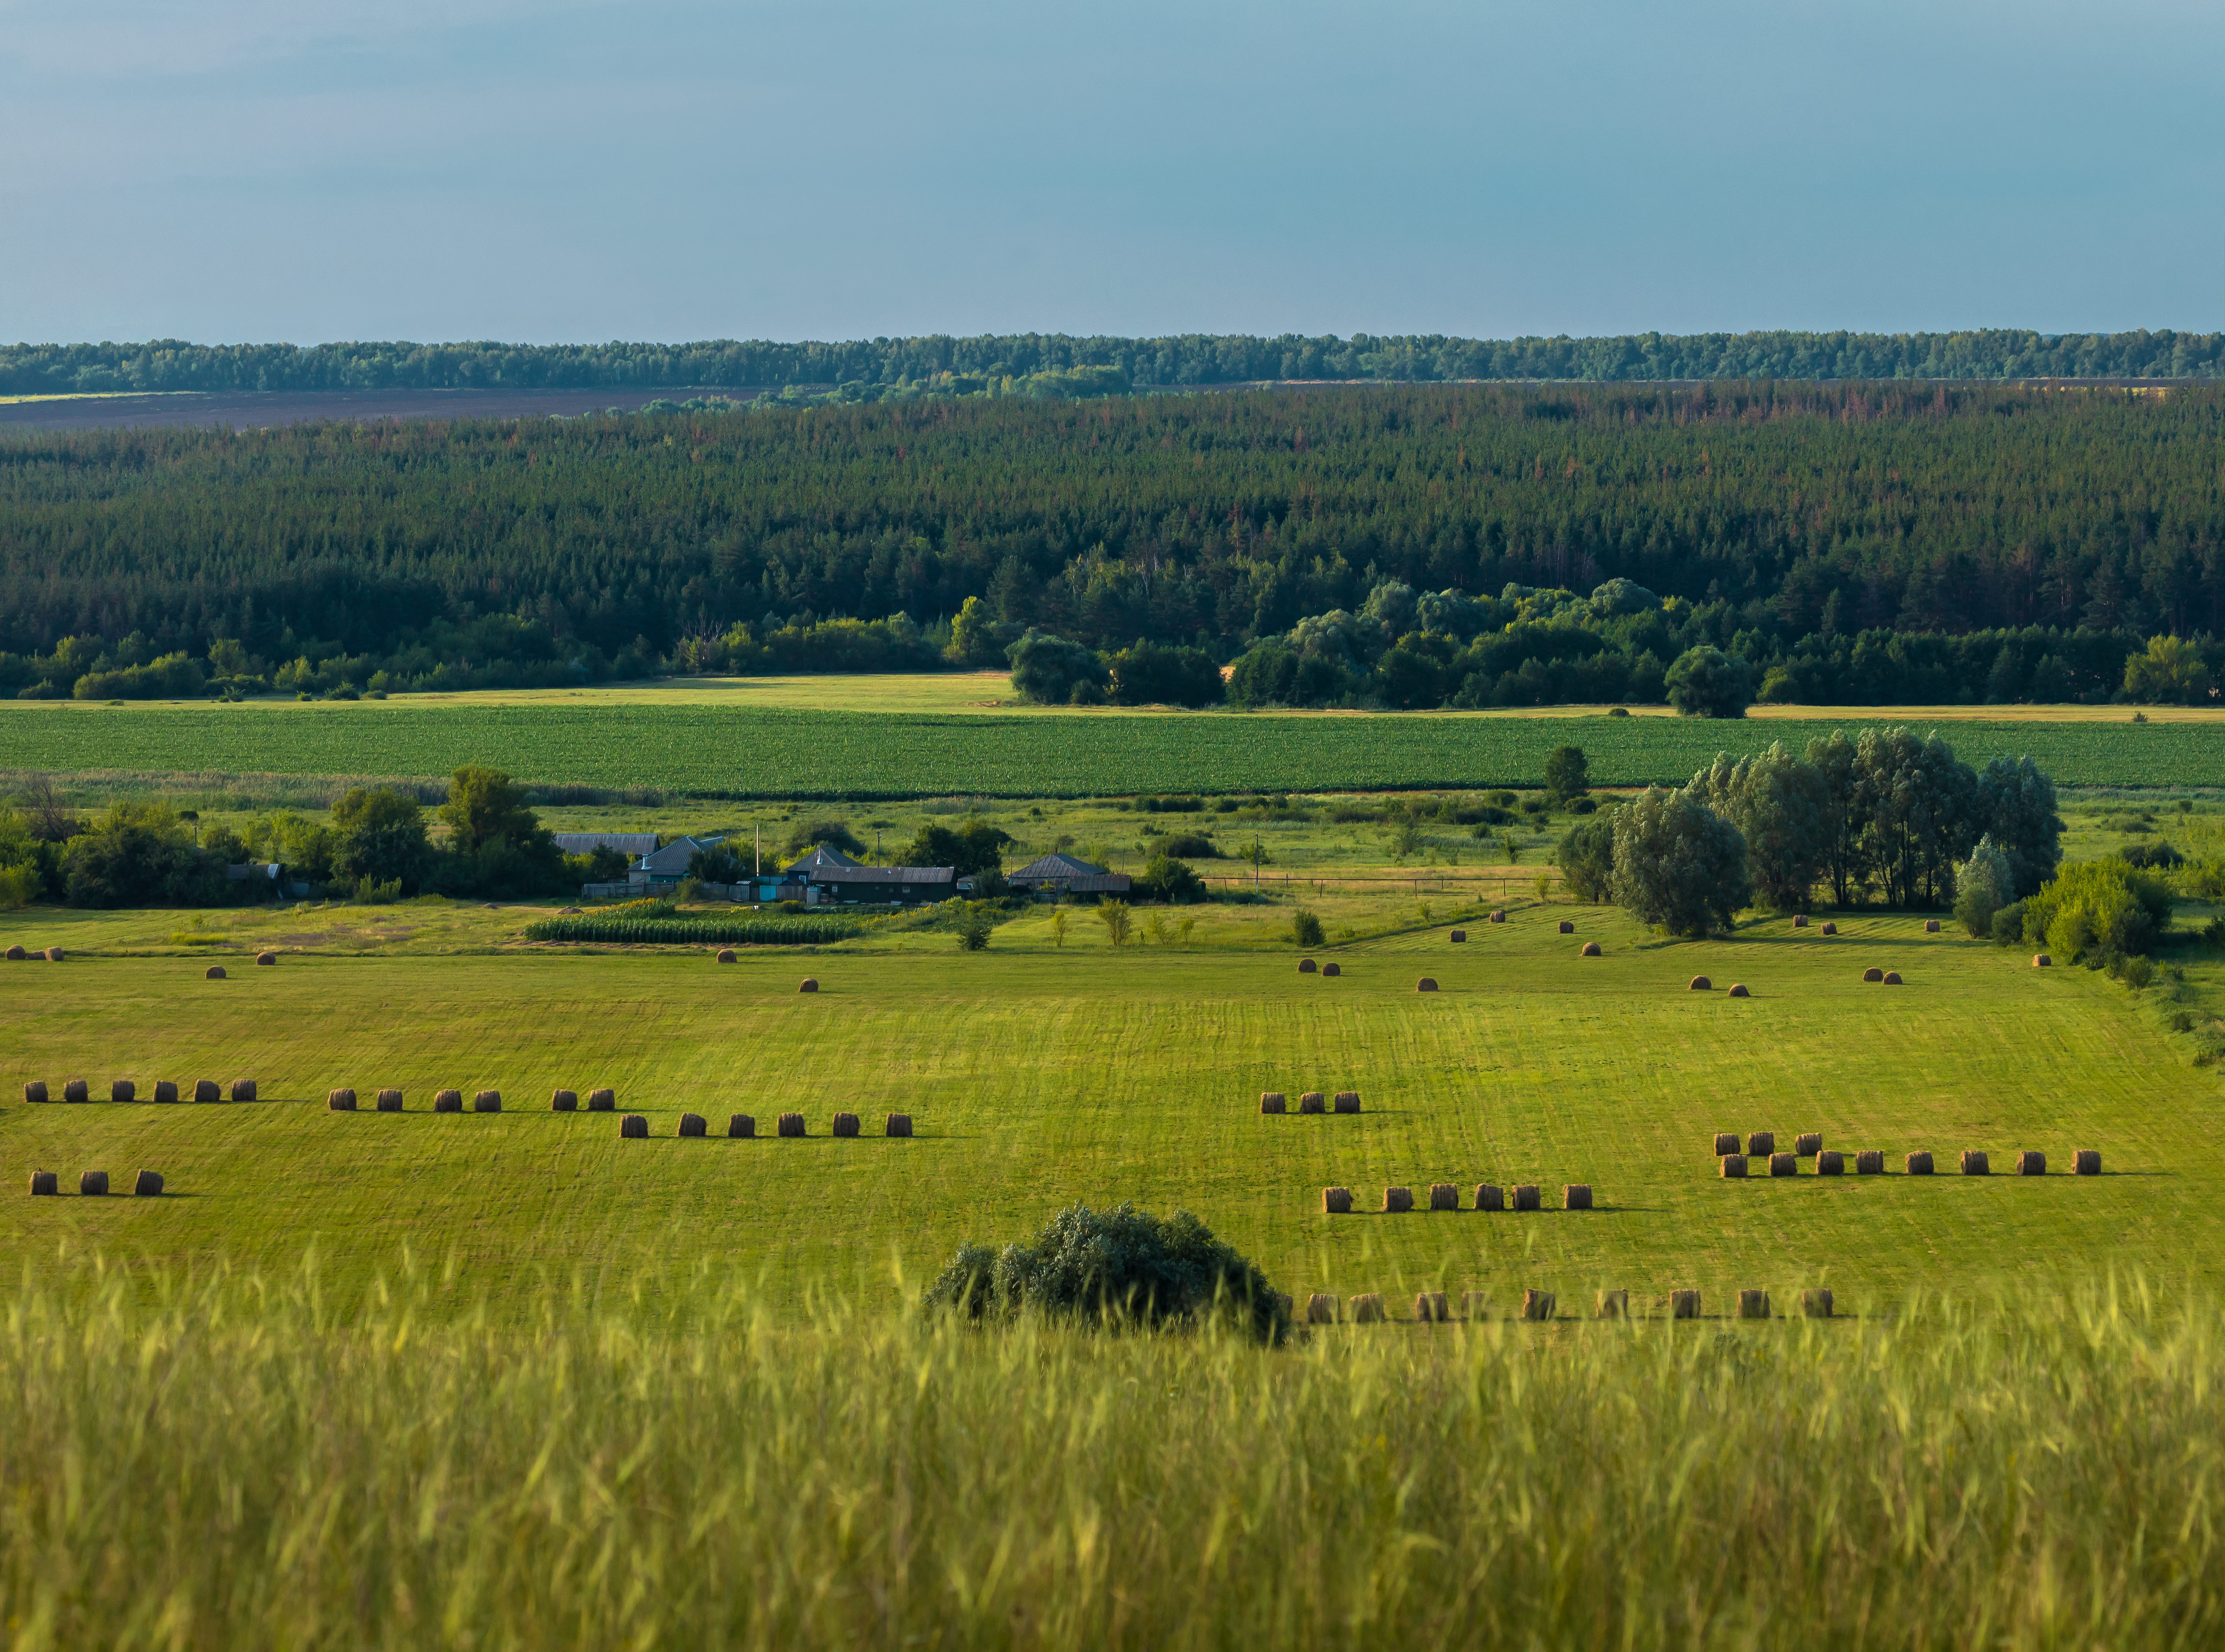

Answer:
[1,0,2217,344]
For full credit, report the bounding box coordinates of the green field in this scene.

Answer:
[4,696,2217,795]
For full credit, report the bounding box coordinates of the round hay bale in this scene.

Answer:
[1474,1183,1504,1212]
[560,907,581,914]
[1862,967,1884,983]
[1737,1289,1770,1320]
[1747,1131,1775,1155]
[1321,1186,1353,1214]
[43,947,63,962]
[1596,1289,1629,1319]
[619,1113,648,1138]
[22,1081,47,1105]
[1558,920,1575,934]
[1520,1289,1555,1322]
[3,945,23,961]
[1854,1150,1884,1175]
[433,1089,463,1113]
[588,1087,616,1111]
[1719,1153,1748,1178]
[1959,1149,1990,1176]
[152,1081,177,1104]
[473,1090,501,1112]
[2074,1148,2101,1176]
[777,1112,806,1138]
[730,1113,757,1138]
[1511,1184,1540,1212]
[1802,1289,1834,1319]
[1449,930,1467,943]
[63,1079,88,1104]
[1726,982,1749,997]
[1905,1150,1934,1175]
[1768,1152,1797,1177]
[205,965,227,980]
[1690,976,1712,991]
[376,1089,403,1111]
[133,1169,164,1197]
[551,1089,578,1111]
[1579,941,1601,957]
[1298,1091,1325,1114]
[1415,1291,1450,1322]
[1489,910,1506,923]
[1881,970,1903,985]
[1381,1186,1414,1213]
[678,1112,707,1137]
[28,1171,57,1196]
[799,978,818,993]
[1297,958,1317,974]
[1306,1292,1339,1324]
[1320,962,1341,977]
[1712,1131,1740,1155]
[1815,1150,1844,1176]
[1923,918,1941,933]
[193,1079,220,1104]
[1820,921,1838,935]
[110,1079,135,1104]
[1333,1090,1361,1114]
[1563,1183,1593,1210]
[1792,914,1808,928]
[254,951,276,966]
[1349,1293,1386,1324]
[2033,953,2052,967]
[885,1113,913,1138]
[79,1170,108,1197]
[1794,1132,1822,1157]
[1428,1182,1459,1211]
[715,949,737,964]
[832,1112,860,1138]
[1258,1091,1286,1114]
[2015,1149,2046,1176]
[327,1088,357,1111]
[1670,1289,1699,1319]
[1416,977,1438,992]
[230,1079,256,1103]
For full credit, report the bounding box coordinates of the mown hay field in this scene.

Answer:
[2,698,2217,795]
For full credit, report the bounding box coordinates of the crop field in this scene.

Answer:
[4,697,2217,796]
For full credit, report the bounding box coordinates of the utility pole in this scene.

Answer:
[754,821,761,878]
[1253,833,1261,892]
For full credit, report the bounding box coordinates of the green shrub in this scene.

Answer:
[1556,816,1617,903]
[1990,899,2026,946]
[2024,860,2172,962]
[1158,832,1220,859]
[1133,854,1206,904]
[1291,907,1325,947]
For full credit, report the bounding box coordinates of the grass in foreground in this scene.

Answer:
[2,1256,2220,1649]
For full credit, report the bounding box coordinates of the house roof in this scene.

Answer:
[1010,852,1112,881]
[785,844,864,874]
[554,832,659,856]
[637,835,724,874]
[803,864,955,885]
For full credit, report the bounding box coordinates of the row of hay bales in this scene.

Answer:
[4,946,66,962]
[1302,1286,1830,1323]
[27,1169,163,1196]
[201,952,280,977]
[1685,977,1752,995]
[1259,1090,1361,1114]
[1858,967,1907,984]
[616,1111,913,1138]
[26,1079,254,1104]
[1322,1182,1593,1213]
[1721,1146,2096,1177]
[1294,959,1345,977]
[1789,916,1841,934]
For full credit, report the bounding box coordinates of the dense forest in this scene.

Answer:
[3,329,2222,399]
[0,381,2220,704]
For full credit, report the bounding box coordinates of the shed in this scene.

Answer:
[1008,853,1133,898]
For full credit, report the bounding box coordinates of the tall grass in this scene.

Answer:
[3,1255,2222,1648]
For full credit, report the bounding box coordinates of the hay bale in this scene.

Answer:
[1596,1289,1628,1319]
[1511,1184,1540,1212]
[1769,1152,1797,1177]
[1862,967,1884,983]
[255,951,276,966]
[1924,918,1941,933]
[1382,1186,1414,1213]
[327,1088,357,1111]
[1306,1292,1339,1324]
[1747,1130,1775,1155]
[1350,1293,1385,1323]
[22,1081,46,1105]
[473,1090,501,1112]
[1563,1184,1593,1210]
[1415,1291,1450,1322]
[777,1112,806,1138]
[152,1081,177,1104]
[1905,1150,1934,1175]
[1579,941,1602,957]
[1416,977,1438,992]
[731,1114,757,1137]
[1727,983,1749,997]
[377,1089,403,1112]
[1802,1289,1834,1319]
[28,1171,57,1196]
[43,947,63,962]
[886,1113,913,1138]
[133,1169,163,1197]
[1322,1186,1353,1214]
[1793,914,1809,928]
[1794,1132,1822,1157]
[230,1080,256,1103]
[1520,1289,1555,1322]
[205,965,227,980]
[833,1112,860,1138]
[1474,1183,1504,1211]
[433,1089,462,1113]
[1855,1150,1884,1175]
[1960,1149,1990,1176]
[716,949,737,964]
[2033,953,2052,967]
[1297,958,1317,973]
[620,1114,648,1138]
[1450,930,1467,943]
[1259,1091,1286,1114]
[1720,1153,1748,1178]
[1882,971,1903,985]
[1820,921,1837,935]
[1333,1090,1361,1114]
[1737,1289,1770,1320]
[551,1089,578,1111]
[3,945,21,960]
[1462,1291,1492,1319]
[798,978,818,993]
[678,1112,707,1137]
[1670,1289,1699,1319]
[2075,1148,2101,1176]
[1558,920,1575,934]
[79,1170,108,1197]
[110,1079,135,1104]
[2015,1150,2046,1176]
[1690,976,1712,991]
[1320,962,1341,977]
[63,1078,88,1104]
[1816,1150,1844,1176]
[1298,1091,1325,1114]
[193,1079,219,1104]
[588,1088,616,1111]
[1712,1131,1740,1154]
[1429,1182,1459,1211]
[1489,910,1506,923]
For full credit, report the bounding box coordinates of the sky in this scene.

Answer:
[1,0,2218,345]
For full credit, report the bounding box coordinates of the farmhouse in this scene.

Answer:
[634,836,726,887]
[553,832,658,858]
[784,845,956,906]
[1008,852,1133,898]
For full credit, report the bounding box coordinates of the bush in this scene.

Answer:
[1106,640,1225,708]
[1008,631,1110,706]
[1557,816,1617,903]
[61,803,223,908]
[787,819,866,858]
[1544,744,1589,803]
[922,1202,1289,1343]
[2023,860,2172,962]
[2122,841,2184,871]
[1158,832,1220,859]
[1291,907,1325,947]
[1990,899,2026,946]
[955,906,993,951]
[1664,646,1754,718]
[0,862,39,908]
[1133,854,1206,904]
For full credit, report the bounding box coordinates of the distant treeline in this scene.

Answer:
[1,381,2220,702]
[3,328,2222,399]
